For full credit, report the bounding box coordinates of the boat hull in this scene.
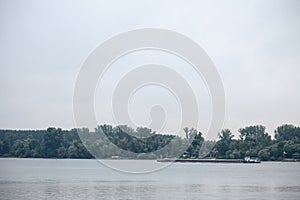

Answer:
[157,159,244,163]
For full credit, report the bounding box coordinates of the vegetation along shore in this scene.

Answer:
[0,124,299,161]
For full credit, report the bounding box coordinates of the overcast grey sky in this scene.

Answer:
[0,0,299,137]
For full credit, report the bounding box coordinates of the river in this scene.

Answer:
[0,158,299,199]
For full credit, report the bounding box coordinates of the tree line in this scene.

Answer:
[214,124,300,160]
[0,124,299,160]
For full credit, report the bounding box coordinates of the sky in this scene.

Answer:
[0,0,300,138]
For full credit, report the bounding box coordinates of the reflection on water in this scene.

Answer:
[240,185,269,192]
[275,186,300,192]
[0,159,299,200]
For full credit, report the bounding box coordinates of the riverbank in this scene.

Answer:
[1,157,300,162]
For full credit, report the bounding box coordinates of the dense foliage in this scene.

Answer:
[0,128,92,158]
[0,124,299,160]
[214,125,300,160]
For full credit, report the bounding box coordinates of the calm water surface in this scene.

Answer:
[0,158,299,200]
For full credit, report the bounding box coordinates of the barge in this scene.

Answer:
[157,157,261,163]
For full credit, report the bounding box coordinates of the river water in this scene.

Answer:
[0,158,299,200]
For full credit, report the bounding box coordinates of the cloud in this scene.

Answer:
[0,0,299,137]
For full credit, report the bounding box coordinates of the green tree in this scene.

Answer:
[185,130,204,158]
[239,125,271,150]
[215,129,234,158]
[40,127,63,158]
[275,124,300,142]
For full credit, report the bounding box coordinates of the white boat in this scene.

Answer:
[243,156,261,163]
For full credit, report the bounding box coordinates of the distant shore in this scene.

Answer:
[1,124,300,161]
[1,157,299,162]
